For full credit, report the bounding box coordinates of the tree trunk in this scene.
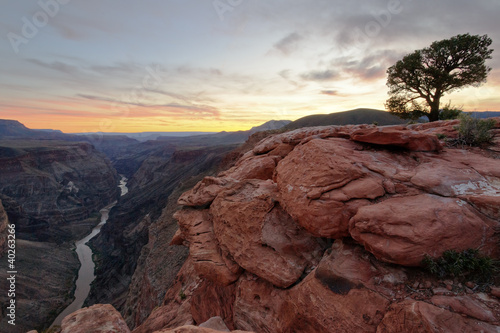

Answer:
[427,99,441,122]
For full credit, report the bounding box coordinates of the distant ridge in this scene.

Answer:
[468,111,500,118]
[284,108,406,130]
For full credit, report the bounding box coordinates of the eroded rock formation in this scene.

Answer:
[61,304,131,333]
[161,119,500,332]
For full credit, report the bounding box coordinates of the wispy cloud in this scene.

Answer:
[320,90,338,96]
[27,59,80,75]
[300,69,338,82]
[273,32,303,55]
[77,94,221,118]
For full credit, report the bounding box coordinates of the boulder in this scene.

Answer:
[350,194,495,266]
[430,295,497,323]
[61,304,130,333]
[279,242,392,332]
[218,155,277,180]
[377,300,500,333]
[174,209,241,285]
[350,126,442,151]
[178,177,235,207]
[211,180,325,288]
[233,241,397,332]
[198,316,230,331]
[275,138,385,238]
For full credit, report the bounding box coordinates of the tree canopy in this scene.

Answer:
[386,34,493,122]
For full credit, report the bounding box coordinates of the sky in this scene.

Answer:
[1,0,500,133]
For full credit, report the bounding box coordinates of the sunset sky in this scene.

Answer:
[1,0,500,133]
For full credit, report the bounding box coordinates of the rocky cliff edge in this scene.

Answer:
[57,118,500,332]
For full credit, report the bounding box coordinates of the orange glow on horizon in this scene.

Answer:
[2,91,499,134]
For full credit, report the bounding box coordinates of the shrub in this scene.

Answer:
[422,249,498,283]
[439,102,463,120]
[451,113,495,146]
[179,288,186,300]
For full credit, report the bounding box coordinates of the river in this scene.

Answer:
[50,176,128,327]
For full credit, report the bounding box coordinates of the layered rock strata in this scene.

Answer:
[0,140,119,241]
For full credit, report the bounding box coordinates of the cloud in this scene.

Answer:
[300,69,338,81]
[76,94,221,118]
[273,32,303,55]
[27,59,80,75]
[89,62,144,75]
[321,90,338,96]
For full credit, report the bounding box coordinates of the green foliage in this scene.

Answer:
[453,113,495,146]
[439,102,463,120]
[179,288,186,300]
[436,133,447,140]
[422,249,498,283]
[386,33,493,122]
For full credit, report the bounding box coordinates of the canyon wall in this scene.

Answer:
[0,139,119,332]
[87,145,237,319]
[0,200,7,256]
[0,140,119,241]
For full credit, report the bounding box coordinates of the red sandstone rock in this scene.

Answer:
[350,194,495,266]
[166,119,500,333]
[174,209,241,285]
[491,287,500,298]
[314,240,407,298]
[431,295,497,322]
[132,259,198,333]
[218,155,277,180]
[233,241,398,332]
[252,126,341,155]
[410,159,488,197]
[233,273,284,332]
[61,304,130,333]
[466,195,500,220]
[153,326,253,333]
[178,177,235,207]
[211,179,324,288]
[170,229,184,246]
[377,300,500,333]
[198,316,230,331]
[190,280,236,329]
[275,138,385,238]
[350,126,442,151]
[276,240,393,332]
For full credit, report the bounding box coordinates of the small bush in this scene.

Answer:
[451,113,495,146]
[422,249,498,283]
[436,133,447,140]
[439,102,463,120]
[179,288,186,300]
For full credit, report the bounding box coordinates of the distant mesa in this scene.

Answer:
[284,108,407,130]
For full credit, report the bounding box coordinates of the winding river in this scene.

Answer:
[51,176,128,327]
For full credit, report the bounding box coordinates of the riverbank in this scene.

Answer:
[50,176,128,328]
